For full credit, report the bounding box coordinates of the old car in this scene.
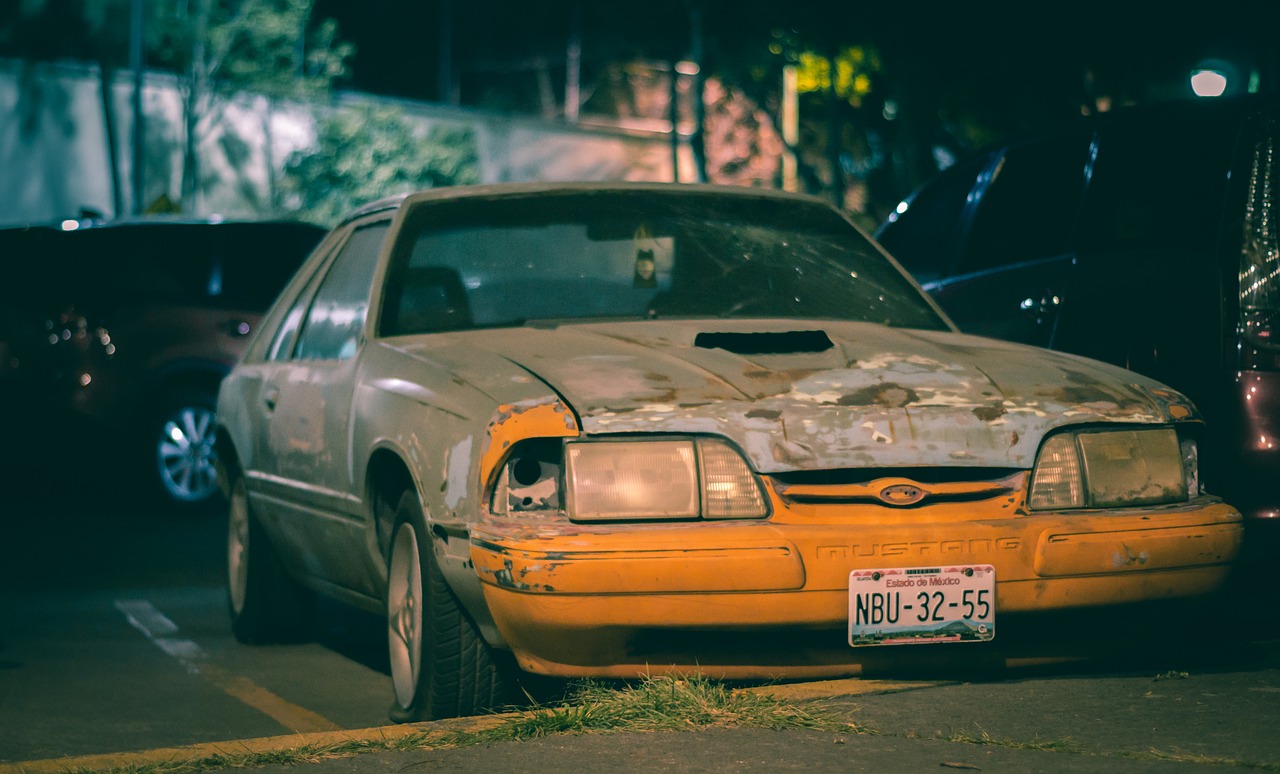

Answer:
[0,217,325,512]
[215,182,1242,722]
[874,95,1279,544]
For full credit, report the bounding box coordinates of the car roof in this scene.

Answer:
[986,94,1280,154]
[336,182,839,228]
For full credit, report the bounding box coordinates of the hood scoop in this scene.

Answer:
[694,330,834,355]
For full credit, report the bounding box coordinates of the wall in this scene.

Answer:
[0,58,690,227]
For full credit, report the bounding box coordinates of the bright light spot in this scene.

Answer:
[60,219,80,231]
[1191,69,1228,97]
[170,426,186,443]
[78,373,91,386]
[882,99,899,121]
[895,201,909,215]
[1051,296,1060,305]
[849,271,859,279]
[675,60,700,76]
[1020,298,1035,310]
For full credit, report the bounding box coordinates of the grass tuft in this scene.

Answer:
[452,674,859,744]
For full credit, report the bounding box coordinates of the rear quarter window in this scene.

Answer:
[875,153,987,283]
[957,134,1092,274]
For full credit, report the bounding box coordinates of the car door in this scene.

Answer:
[925,133,1093,348]
[1053,114,1239,386]
[255,218,391,594]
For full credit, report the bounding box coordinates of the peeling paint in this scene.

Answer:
[1113,544,1151,568]
[442,435,473,509]
[480,398,580,495]
[441,320,1196,472]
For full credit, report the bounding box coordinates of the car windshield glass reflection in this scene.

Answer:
[381,192,946,335]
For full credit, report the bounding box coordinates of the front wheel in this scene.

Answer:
[227,475,314,643]
[386,491,511,721]
[146,388,222,512]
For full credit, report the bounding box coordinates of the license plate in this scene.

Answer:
[848,565,996,646]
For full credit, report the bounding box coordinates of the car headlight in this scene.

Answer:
[565,438,768,522]
[1028,427,1192,510]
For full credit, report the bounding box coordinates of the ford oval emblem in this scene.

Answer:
[877,483,926,506]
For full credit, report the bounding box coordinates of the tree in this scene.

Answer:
[282,105,480,227]
[147,0,353,211]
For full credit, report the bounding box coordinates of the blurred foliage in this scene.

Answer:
[148,0,352,101]
[149,0,355,207]
[0,0,351,95]
[283,106,480,226]
[789,47,881,109]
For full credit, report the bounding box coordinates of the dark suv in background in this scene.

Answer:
[1,217,325,513]
[875,95,1280,538]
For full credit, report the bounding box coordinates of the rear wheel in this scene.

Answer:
[386,491,510,721]
[227,475,314,643]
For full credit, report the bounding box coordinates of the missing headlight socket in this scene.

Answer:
[493,438,564,515]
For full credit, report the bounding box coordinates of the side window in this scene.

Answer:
[958,135,1091,274]
[1078,119,1238,254]
[266,291,314,362]
[293,223,390,361]
[874,153,987,283]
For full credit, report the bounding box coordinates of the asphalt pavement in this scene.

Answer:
[6,630,1279,774]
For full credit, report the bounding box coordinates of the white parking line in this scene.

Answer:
[114,599,341,733]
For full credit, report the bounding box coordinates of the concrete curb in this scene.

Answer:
[0,715,511,774]
[0,678,945,773]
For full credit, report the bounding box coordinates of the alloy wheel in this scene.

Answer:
[387,522,423,710]
[157,404,219,502]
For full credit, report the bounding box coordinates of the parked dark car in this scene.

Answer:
[0,217,325,512]
[875,95,1280,535]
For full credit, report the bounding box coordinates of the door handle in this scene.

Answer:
[263,386,280,412]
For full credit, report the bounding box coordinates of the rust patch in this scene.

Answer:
[973,405,1006,422]
[836,383,920,408]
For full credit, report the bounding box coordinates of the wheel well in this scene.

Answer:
[214,426,241,496]
[367,449,417,560]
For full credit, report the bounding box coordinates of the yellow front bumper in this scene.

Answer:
[470,501,1242,678]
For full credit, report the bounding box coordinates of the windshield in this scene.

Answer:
[379,190,948,336]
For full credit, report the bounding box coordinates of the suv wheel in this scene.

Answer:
[148,388,220,511]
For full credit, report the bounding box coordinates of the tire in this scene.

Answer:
[227,475,314,643]
[146,387,222,513]
[386,490,511,721]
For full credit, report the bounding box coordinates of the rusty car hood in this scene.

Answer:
[395,319,1195,472]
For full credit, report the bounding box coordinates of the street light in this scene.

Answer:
[1191,58,1235,98]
